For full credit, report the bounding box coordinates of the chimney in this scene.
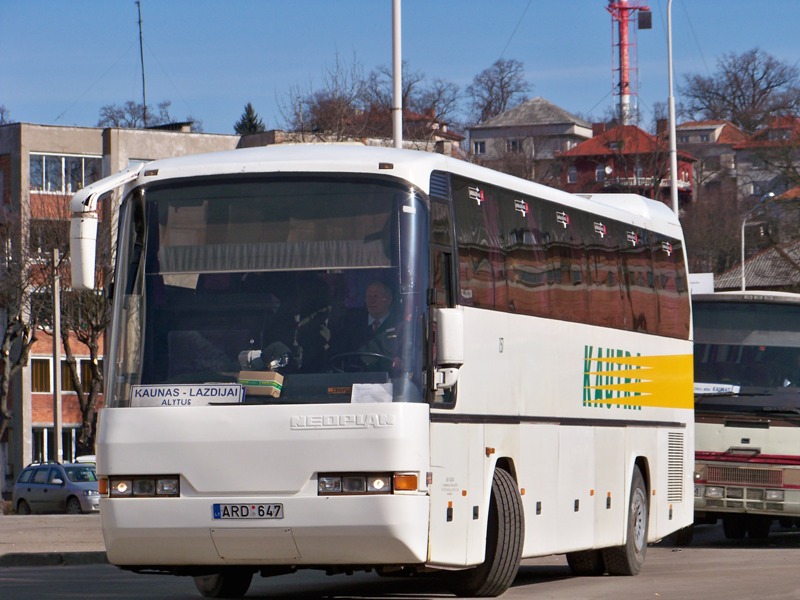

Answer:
[656,118,668,136]
[592,123,607,136]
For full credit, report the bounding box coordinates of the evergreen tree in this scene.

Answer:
[234,103,266,134]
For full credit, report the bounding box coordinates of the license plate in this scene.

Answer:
[213,503,284,519]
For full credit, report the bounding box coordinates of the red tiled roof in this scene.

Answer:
[778,186,800,201]
[562,124,695,161]
[677,120,747,144]
[734,115,800,149]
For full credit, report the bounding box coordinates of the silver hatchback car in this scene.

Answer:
[12,462,100,514]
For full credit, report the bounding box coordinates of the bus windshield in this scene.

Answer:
[693,298,800,413]
[108,174,429,407]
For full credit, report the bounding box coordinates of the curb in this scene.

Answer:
[0,551,108,568]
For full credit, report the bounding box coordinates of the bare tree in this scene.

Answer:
[280,54,461,144]
[364,62,461,127]
[280,53,368,140]
[35,194,110,456]
[0,205,51,489]
[0,105,12,125]
[679,48,800,133]
[363,62,426,113]
[681,189,741,274]
[466,59,530,125]
[98,100,203,132]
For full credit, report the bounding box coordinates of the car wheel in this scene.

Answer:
[66,496,83,514]
[16,499,32,515]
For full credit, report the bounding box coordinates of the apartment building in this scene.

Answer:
[0,123,239,494]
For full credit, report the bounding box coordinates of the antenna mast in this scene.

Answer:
[607,0,651,125]
[137,1,148,126]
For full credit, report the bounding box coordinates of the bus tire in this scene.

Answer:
[602,466,648,576]
[194,570,253,598]
[722,515,747,539]
[566,549,605,575]
[448,468,524,597]
[746,516,771,539]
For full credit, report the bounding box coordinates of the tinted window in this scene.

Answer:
[450,174,690,339]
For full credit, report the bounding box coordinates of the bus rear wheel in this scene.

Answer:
[194,570,253,598]
[448,468,524,597]
[602,466,648,576]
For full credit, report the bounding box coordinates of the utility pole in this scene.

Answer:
[392,0,402,149]
[52,249,62,463]
[137,1,148,127]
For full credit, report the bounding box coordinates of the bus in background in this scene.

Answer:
[70,145,693,598]
[693,291,800,540]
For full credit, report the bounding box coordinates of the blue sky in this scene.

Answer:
[2,0,799,134]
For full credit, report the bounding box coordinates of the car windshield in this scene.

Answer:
[64,466,98,483]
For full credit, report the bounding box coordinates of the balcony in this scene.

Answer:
[604,176,691,190]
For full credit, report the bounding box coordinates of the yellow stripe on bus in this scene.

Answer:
[584,353,694,410]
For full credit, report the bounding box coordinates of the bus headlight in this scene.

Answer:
[726,487,744,499]
[704,486,724,499]
[766,489,785,501]
[317,472,417,495]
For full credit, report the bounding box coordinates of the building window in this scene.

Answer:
[29,153,102,194]
[595,165,607,182]
[506,139,521,153]
[567,166,577,184]
[61,361,76,392]
[29,219,70,255]
[31,358,51,392]
[472,141,485,155]
[678,135,689,144]
[700,134,710,142]
[80,359,103,388]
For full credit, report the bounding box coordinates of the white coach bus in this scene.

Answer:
[70,145,693,598]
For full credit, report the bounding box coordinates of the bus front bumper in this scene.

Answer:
[101,494,430,568]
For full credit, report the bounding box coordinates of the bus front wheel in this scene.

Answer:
[448,468,524,597]
[602,466,648,576]
[194,570,253,599]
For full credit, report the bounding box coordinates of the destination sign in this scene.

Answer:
[130,384,243,407]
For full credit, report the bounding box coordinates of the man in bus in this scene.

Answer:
[331,280,400,372]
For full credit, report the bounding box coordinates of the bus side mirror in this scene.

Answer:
[70,213,98,290]
[434,307,464,390]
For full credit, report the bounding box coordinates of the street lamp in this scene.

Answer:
[740,192,775,291]
[667,0,679,215]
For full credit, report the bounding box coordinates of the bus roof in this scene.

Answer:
[90,143,683,238]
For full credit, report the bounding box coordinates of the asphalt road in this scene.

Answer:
[3,523,800,599]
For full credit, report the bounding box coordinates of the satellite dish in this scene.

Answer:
[604,165,613,175]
